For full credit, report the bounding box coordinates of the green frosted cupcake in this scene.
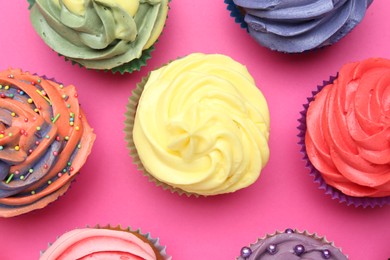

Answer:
[28,0,169,74]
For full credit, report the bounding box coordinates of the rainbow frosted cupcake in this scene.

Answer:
[40,225,170,259]
[28,0,169,74]
[0,68,95,217]
[125,53,270,196]
[238,229,347,259]
[225,0,373,53]
[298,57,390,207]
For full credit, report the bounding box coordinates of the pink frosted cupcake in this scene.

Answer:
[40,225,170,259]
[298,57,390,208]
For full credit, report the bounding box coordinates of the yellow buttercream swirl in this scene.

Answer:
[133,53,270,195]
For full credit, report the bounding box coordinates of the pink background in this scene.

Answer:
[0,1,389,259]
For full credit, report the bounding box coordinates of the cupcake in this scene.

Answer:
[125,53,270,196]
[40,225,170,259]
[0,68,95,217]
[238,229,347,259]
[225,0,373,53]
[298,57,390,207]
[28,0,169,74]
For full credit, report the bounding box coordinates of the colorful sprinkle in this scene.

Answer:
[52,113,61,123]
[36,89,52,105]
[5,174,14,184]
[14,146,20,151]
[27,98,33,104]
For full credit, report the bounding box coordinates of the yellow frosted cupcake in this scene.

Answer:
[125,53,270,196]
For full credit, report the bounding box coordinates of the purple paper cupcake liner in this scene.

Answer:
[297,75,390,208]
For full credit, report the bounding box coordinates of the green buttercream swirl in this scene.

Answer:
[30,0,168,70]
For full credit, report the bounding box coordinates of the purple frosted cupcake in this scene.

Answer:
[298,57,390,208]
[225,0,373,53]
[238,229,347,260]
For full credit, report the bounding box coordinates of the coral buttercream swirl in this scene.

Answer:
[29,0,169,70]
[131,53,270,195]
[232,0,373,53]
[40,227,166,260]
[0,68,95,217]
[305,58,390,198]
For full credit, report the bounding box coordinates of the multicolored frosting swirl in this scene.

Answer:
[232,0,373,53]
[0,68,95,217]
[305,58,390,198]
[39,227,165,260]
[131,53,270,195]
[238,229,347,260]
[29,0,169,70]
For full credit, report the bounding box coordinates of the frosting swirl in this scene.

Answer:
[238,229,347,260]
[30,0,169,69]
[0,68,95,217]
[39,228,161,260]
[132,53,270,195]
[305,58,390,198]
[232,0,373,53]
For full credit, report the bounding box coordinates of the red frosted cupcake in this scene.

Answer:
[298,57,390,208]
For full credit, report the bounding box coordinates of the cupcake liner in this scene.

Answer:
[40,224,171,260]
[297,75,390,208]
[28,0,169,74]
[124,74,199,197]
[224,0,248,30]
[238,228,347,260]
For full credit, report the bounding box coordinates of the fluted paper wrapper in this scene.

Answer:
[224,0,248,30]
[297,76,390,208]
[40,224,171,259]
[124,74,200,197]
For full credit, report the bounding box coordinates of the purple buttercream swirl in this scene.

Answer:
[238,230,347,260]
[232,0,373,52]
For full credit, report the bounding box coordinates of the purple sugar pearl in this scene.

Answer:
[267,244,277,255]
[241,247,252,258]
[294,244,305,256]
[322,249,331,259]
